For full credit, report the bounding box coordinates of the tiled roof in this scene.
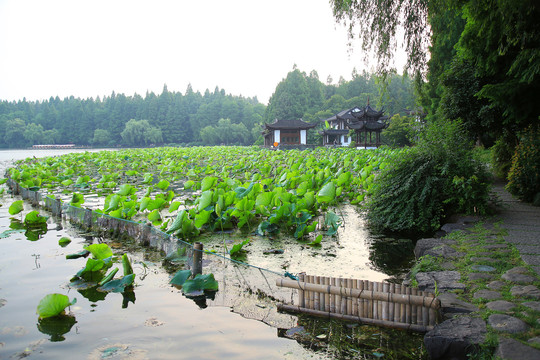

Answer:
[265,119,316,129]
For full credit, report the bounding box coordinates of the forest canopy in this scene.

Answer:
[0,70,415,148]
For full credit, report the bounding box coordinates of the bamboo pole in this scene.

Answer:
[331,277,337,313]
[347,279,353,315]
[411,288,418,325]
[379,282,384,319]
[324,277,330,312]
[394,284,401,323]
[308,275,314,310]
[192,242,203,276]
[314,276,320,311]
[340,278,347,315]
[382,283,389,321]
[372,282,378,319]
[367,281,374,319]
[298,273,305,308]
[423,302,429,327]
[276,304,433,333]
[357,280,363,317]
[389,283,395,322]
[405,286,411,324]
[363,280,369,318]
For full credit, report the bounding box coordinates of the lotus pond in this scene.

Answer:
[0,147,427,359]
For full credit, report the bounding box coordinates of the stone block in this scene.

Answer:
[424,317,486,360]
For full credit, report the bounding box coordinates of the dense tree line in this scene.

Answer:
[0,70,415,148]
[0,85,265,148]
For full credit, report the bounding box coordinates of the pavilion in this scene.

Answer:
[320,105,389,148]
[262,119,316,147]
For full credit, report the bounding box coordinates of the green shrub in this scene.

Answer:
[491,137,515,179]
[506,125,540,204]
[366,120,491,236]
[381,114,416,147]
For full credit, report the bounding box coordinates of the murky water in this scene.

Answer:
[0,148,424,359]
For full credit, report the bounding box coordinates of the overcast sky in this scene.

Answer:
[0,0,406,104]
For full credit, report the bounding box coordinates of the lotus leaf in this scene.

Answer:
[24,210,48,226]
[122,254,133,276]
[117,184,136,196]
[8,200,24,215]
[201,176,217,191]
[98,274,135,293]
[166,210,187,234]
[182,273,218,294]
[37,294,76,319]
[169,269,192,286]
[85,243,113,259]
[58,237,71,247]
[156,179,170,191]
[317,182,336,203]
[194,210,211,228]
[147,209,161,222]
[198,190,213,212]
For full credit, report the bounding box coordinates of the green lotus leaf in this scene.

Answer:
[156,179,170,191]
[37,294,77,319]
[147,209,161,222]
[169,269,192,286]
[182,273,218,294]
[201,176,217,191]
[166,210,187,234]
[194,210,211,228]
[8,200,24,215]
[169,201,182,213]
[61,179,73,187]
[198,190,213,212]
[117,184,136,196]
[69,193,84,207]
[85,243,113,260]
[24,210,48,226]
[58,237,71,247]
[98,274,135,293]
[317,182,336,203]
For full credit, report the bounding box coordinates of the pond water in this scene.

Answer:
[0,148,425,359]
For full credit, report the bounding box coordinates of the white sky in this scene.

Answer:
[0,0,406,104]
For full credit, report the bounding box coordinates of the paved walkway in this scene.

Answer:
[423,181,540,359]
[492,181,540,277]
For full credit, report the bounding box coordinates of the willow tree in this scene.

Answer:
[330,0,430,76]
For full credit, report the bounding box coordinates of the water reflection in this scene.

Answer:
[368,237,416,282]
[280,315,427,359]
[122,290,136,308]
[9,217,48,241]
[37,315,77,342]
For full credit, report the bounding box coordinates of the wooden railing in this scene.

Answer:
[276,273,440,332]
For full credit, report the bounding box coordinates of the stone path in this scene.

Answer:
[490,182,540,359]
[421,181,540,359]
[493,181,540,277]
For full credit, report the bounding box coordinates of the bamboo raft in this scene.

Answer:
[276,273,440,332]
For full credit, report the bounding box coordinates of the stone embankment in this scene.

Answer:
[412,182,540,359]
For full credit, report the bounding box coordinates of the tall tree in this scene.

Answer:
[265,68,309,122]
